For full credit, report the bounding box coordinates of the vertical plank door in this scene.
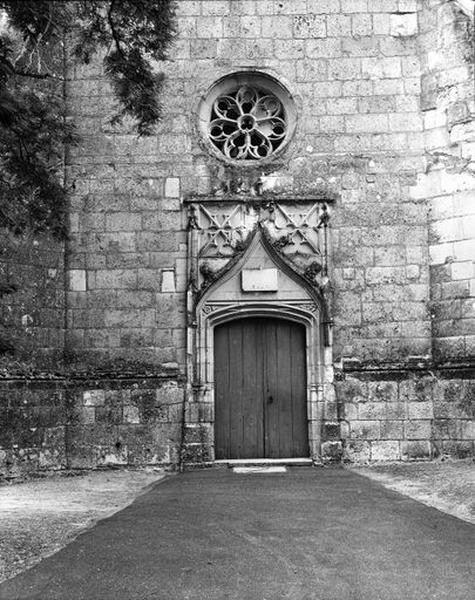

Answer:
[214,317,308,459]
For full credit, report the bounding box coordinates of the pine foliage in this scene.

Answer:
[0,0,176,237]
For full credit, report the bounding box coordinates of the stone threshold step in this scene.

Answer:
[215,458,314,467]
[233,466,288,474]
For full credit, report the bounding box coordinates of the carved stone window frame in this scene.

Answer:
[197,71,297,166]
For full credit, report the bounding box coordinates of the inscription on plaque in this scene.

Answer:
[241,269,278,292]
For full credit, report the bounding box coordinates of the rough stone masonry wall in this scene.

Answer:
[0,232,65,368]
[63,0,440,464]
[0,232,66,476]
[64,0,438,370]
[418,0,475,365]
[0,378,184,478]
[1,0,474,472]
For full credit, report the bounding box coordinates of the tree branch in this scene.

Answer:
[11,67,51,79]
[107,0,125,59]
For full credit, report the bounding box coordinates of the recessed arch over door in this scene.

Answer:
[214,316,308,459]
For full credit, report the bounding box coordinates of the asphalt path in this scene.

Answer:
[0,467,473,600]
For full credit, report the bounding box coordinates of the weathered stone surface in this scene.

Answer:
[1,0,473,472]
[371,440,401,461]
[401,440,432,461]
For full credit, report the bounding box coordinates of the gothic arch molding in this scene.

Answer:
[185,225,333,462]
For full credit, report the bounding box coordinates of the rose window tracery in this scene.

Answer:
[208,85,287,160]
[198,73,296,163]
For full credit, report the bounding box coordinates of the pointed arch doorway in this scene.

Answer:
[186,225,333,464]
[214,316,308,459]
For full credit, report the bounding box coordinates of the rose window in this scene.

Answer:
[208,85,288,160]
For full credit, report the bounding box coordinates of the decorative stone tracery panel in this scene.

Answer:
[186,198,331,294]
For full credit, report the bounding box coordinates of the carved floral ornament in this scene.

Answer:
[198,72,297,163]
[209,85,287,159]
[187,200,331,294]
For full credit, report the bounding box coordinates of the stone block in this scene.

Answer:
[80,407,96,424]
[362,57,401,79]
[104,309,155,328]
[371,440,400,461]
[96,445,128,466]
[398,0,418,10]
[358,95,396,114]
[380,419,404,439]
[261,16,292,38]
[307,0,340,13]
[373,78,404,96]
[441,440,473,459]
[329,58,361,80]
[343,403,358,420]
[83,390,106,407]
[296,60,327,82]
[156,382,184,406]
[405,420,431,440]
[401,56,421,78]
[401,440,431,461]
[346,114,389,133]
[395,95,419,113]
[95,405,123,425]
[327,15,352,37]
[389,113,423,132]
[196,16,223,38]
[327,98,358,115]
[358,402,387,420]
[230,0,258,15]
[164,177,180,198]
[432,418,458,440]
[366,266,405,285]
[342,80,372,96]
[105,212,141,232]
[293,14,326,38]
[190,39,217,58]
[201,0,228,16]
[343,440,370,463]
[352,14,373,36]
[306,38,341,58]
[93,269,137,290]
[350,420,380,439]
[390,13,418,37]
[342,37,380,57]
[406,265,420,280]
[161,269,176,292]
[321,441,343,463]
[323,422,340,441]
[372,13,390,34]
[69,270,87,292]
[451,261,473,280]
[367,381,398,403]
[335,378,368,403]
[460,420,475,440]
[341,0,368,12]
[407,401,434,420]
[123,405,140,424]
[273,39,304,59]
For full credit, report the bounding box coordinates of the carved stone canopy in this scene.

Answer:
[186,197,331,296]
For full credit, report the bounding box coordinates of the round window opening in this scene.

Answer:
[199,72,296,163]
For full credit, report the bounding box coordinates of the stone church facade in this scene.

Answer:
[1,0,474,474]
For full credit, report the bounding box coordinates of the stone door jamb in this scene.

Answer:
[194,299,325,461]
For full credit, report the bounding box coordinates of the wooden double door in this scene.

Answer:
[214,317,308,459]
